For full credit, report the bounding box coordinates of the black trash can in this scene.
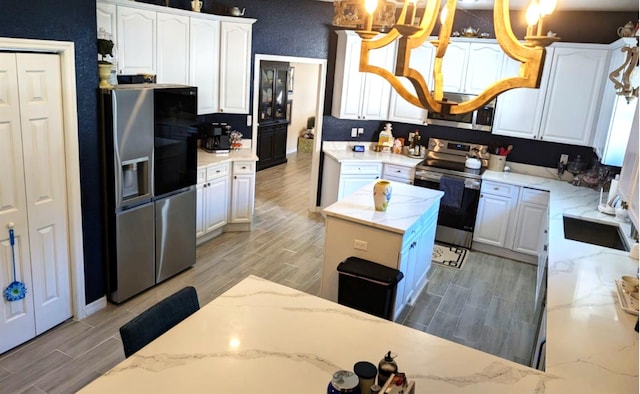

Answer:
[337,257,404,320]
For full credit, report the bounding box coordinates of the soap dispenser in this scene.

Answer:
[377,351,398,386]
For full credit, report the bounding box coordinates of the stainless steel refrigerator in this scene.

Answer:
[100,85,198,304]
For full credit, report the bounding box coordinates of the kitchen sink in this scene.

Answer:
[562,216,629,251]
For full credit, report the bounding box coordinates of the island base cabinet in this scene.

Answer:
[321,205,438,321]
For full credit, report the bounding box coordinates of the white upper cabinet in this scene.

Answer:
[219,22,252,114]
[538,45,608,146]
[189,18,220,115]
[117,6,156,75]
[492,49,553,139]
[97,0,254,115]
[156,12,190,84]
[332,30,395,120]
[464,43,504,94]
[388,42,434,124]
[441,42,469,92]
[97,2,117,40]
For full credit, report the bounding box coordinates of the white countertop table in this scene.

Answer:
[80,276,555,393]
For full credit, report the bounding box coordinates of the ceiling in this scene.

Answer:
[319,0,639,12]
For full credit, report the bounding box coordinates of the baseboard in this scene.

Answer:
[84,296,107,317]
[471,242,537,265]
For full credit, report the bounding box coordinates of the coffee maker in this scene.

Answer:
[200,122,231,153]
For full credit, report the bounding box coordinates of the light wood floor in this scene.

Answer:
[0,152,536,393]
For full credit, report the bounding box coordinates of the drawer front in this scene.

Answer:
[206,162,230,181]
[197,168,206,184]
[340,162,382,175]
[383,164,414,180]
[520,187,549,205]
[481,180,518,198]
[233,161,255,174]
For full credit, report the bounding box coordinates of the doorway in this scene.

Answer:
[252,55,327,212]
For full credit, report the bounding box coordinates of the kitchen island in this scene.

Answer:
[79,275,554,393]
[320,181,443,321]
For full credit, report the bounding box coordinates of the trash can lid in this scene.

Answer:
[337,257,404,285]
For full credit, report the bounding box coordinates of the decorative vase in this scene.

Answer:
[191,1,202,12]
[98,63,113,88]
[373,180,392,212]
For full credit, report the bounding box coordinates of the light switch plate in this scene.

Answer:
[357,127,364,135]
[246,115,252,127]
[351,128,358,138]
[560,154,569,164]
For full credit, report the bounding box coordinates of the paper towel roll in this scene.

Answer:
[608,179,619,206]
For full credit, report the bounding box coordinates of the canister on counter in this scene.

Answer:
[353,361,377,394]
[328,370,360,393]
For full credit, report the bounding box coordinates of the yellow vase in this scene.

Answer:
[98,63,112,88]
[373,180,392,212]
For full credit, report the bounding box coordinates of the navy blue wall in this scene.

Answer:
[0,0,634,303]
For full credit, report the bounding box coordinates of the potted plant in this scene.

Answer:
[97,38,114,88]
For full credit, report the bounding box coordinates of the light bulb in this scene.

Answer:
[364,0,378,14]
[526,1,541,26]
[539,0,557,17]
[440,5,448,25]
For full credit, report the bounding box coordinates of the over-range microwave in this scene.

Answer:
[426,92,496,132]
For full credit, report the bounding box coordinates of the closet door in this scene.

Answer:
[0,53,36,353]
[16,53,72,334]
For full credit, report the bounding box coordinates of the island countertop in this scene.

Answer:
[322,181,443,235]
[80,276,555,393]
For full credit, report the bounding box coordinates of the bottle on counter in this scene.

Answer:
[377,123,394,152]
[377,351,398,386]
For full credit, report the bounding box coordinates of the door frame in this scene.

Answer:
[252,54,327,212]
[0,37,87,319]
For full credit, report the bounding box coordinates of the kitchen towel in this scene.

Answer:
[439,176,464,209]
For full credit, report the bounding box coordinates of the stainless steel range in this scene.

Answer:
[413,138,490,248]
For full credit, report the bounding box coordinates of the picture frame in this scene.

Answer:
[286,99,292,124]
[287,67,295,95]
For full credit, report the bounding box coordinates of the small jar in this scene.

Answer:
[328,370,361,394]
[353,361,377,394]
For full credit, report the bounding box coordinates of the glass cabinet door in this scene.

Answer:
[273,68,288,121]
[259,68,274,122]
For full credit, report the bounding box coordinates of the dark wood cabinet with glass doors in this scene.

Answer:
[257,61,290,171]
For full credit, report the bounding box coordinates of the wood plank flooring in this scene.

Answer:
[0,152,537,392]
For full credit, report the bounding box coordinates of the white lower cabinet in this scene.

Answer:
[230,161,256,223]
[196,163,230,237]
[473,181,519,248]
[321,157,382,209]
[382,163,414,184]
[474,180,549,262]
[197,160,255,241]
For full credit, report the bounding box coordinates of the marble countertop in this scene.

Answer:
[322,181,443,234]
[197,149,258,169]
[482,170,639,393]
[323,149,424,167]
[79,276,556,393]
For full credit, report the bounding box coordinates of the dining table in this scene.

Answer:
[78,275,562,393]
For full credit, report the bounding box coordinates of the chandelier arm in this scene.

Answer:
[621,47,638,85]
[450,75,539,114]
[494,0,546,68]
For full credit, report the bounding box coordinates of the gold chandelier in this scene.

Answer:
[352,0,559,114]
[609,37,638,103]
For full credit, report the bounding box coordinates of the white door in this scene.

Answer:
[117,6,156,75]
[465,43,504,94]
[190,17,220,115]
[0,53,71,353]
[388,42,433,124]
[0,53,36,353]
[441,42,469,93]
[231,174,254,223]
[205,176,229,232]
[219,22,251,113]
[473,193,513,248]
[156,12,190,84]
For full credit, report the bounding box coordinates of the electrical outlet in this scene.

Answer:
[357,128,364,135]
[351,128,358,138]
[246,115,252,127]
[353,240,368,251]
[560,154,569,164]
